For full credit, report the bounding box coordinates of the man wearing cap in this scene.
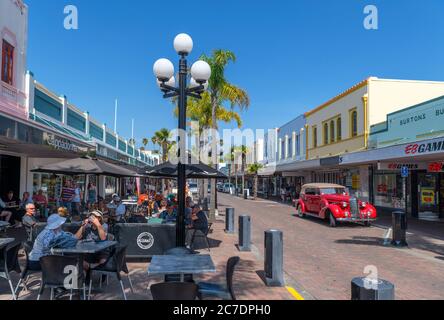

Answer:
[29,214,69,270]
[75,210,109,270]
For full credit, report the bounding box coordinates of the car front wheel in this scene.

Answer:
[297,206,305,218]
[329,212,337,228]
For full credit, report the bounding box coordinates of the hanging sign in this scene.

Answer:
[428,162,444,173]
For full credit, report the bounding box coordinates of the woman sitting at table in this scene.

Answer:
[75,210,109,270]
[29,214,70,270]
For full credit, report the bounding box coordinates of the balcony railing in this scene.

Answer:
[1,81,18,102]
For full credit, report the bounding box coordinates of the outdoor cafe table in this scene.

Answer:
[147,254,216,282]
[51,240,118,297]
[0,221,10,234]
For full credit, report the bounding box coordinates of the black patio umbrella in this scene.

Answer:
[31,156,140,177]
[139,161,227,179]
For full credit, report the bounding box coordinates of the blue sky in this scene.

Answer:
[26,0,444,149]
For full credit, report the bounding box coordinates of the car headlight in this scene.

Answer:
[360,202,367,208]
[342,202,348,208]
[367,211,372,216]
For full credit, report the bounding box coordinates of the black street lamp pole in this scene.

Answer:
[176,54,187,247]
[155,48,208,247]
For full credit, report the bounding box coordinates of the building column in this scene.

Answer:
[84,112,90,137]
[278,138,282,161]
[60,95,68,124]
[292,131,296,158]
[102,124,107,142]
[362,94,369,148]
[25,71,35,115]
[284,135,289,159]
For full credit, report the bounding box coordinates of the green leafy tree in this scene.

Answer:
[247,163,264,200]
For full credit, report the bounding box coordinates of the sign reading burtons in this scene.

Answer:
[137,232,154,250]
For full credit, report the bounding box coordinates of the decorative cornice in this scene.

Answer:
[13,0,26,15]
[305,78,371,118]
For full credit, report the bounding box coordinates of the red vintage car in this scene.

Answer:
[296,183,377,227]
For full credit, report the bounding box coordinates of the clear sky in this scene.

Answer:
[26,0,444,149]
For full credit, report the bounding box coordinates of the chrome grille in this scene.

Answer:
[349,197,359,218]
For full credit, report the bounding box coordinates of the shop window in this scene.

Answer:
[350,110,358,137]
[323,123,329,145]
[373,173,404,209]
[330,120,335,143]
[1,40,14,85]
[337,117,342,141]
[312,126,317,148]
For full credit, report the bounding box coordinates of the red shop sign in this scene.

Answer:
[428,162,444,173]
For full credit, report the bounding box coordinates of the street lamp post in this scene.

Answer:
[153,34,211,247]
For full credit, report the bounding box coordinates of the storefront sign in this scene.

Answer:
[377,162,428,170]
[44,133,88,153]
[421,189,436,206]
[405,140,444,155]
[428,162,444,173]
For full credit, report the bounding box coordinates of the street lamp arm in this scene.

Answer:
[160,83,180,93]
[186,92,203,100]
[163,92,180,99]
[187,85,205,94]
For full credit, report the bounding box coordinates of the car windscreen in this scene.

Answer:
[320,188,346,195]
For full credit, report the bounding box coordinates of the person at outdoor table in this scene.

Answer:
[33,189,48,208]
[28,214,70,270]
[0,197,12,223]
[75,210,109,270]
[185,196,194,226]
[61,181,75,214]
[160,204,177,222]
[153,199,167,218]
[107,194,125,221]
[2,191,21,227]
[58,207,69,218]
[22,203,38,228]
[188,205,208,232]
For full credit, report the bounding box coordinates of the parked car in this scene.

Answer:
[296,183,377,227]
[217,182,224,192]
[223,183,234,194]
[188,183,199,196]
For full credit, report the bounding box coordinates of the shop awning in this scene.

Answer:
[31,156,141,177]
[139,161,227,179]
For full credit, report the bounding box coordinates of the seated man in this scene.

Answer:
[75,210,109,270]
[160,204,177,222]
[107,195,126,222]
[0,197,12,223]
[189,205,208,232]
[29,214,69,270]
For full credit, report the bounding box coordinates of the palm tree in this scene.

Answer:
[247,163,264,200]
[151,128,175,163]
[201,50,250,220]
[142,138,149,148]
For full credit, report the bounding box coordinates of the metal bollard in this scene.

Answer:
[238,215,251,251]
[225,208,235,234]
[392,211,408,247]
[264,230,284,287]
[351,277,395,300]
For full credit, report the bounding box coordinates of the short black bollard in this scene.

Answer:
[238,215,251,251]
[264,230,284,287]
[225,208,235,234]
[392,211,408,247]
[351,277,395,300]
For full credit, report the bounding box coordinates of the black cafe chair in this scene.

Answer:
[189,223,213,251]
[15,241,42,298]
[151,282,198,300]
[197,256,240,300]
[87,245,133,300]
[38,255,84,300]
[0,242,22,300]
[164,247,195,283]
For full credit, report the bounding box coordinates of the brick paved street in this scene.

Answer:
[0,215,293,301]
[217,193,444,300]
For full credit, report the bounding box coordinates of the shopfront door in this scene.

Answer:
[0,155,21,198]
[417,172,440,220]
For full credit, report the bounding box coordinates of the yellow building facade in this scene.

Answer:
[305,77,444,160]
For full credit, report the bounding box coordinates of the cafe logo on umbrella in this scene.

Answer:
[137,232,154,250]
